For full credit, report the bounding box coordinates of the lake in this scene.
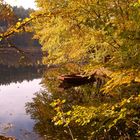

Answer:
[0,64,95,140]
[0,65,45,140]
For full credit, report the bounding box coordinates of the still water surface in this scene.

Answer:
[0,77,43,139]
[0,65,96,140]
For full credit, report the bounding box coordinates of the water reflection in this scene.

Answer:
[25,66,117,140]
[0,64,44,85]
[26,68,101,140]
[0,63,45,140]
[0,65,109,139]
[0,79,43,140]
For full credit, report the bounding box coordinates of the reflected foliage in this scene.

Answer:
[26,67,140,140]
[0,64,44,85]
[26,92,95,140]
[26,67,115,140]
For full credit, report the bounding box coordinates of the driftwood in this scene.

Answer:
[58,67,112,89]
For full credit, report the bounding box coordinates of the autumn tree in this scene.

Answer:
[0,0,15,32]
[30,0,140,139]
[1,0,140,139]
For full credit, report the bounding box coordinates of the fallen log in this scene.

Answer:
[58,67,112,89]
[58,75,95,89]
[58,74,96,84]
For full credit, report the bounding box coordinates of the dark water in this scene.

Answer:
[0,65,97,140]
[0,65,44,140]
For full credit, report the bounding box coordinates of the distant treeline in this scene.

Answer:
[0,6,40,48]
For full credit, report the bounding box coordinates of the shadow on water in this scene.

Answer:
[25,65,140,140]
[0,61,113,140]
[0,64,44,85]
[25,67,109,140]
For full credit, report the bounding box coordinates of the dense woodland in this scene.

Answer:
[0,3,42,66]
[0,0,140,140]
[0,4,40,48]
[10,6,40,48]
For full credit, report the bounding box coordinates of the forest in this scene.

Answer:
[0,4,40,48]
[0,0,140,140]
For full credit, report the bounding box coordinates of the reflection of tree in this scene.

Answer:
[26,91,70,140]
[26,67,140,140]
[26,67,113,140]
[0,64,44,85]
[26,90,94,140]
[42,67,112,105]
